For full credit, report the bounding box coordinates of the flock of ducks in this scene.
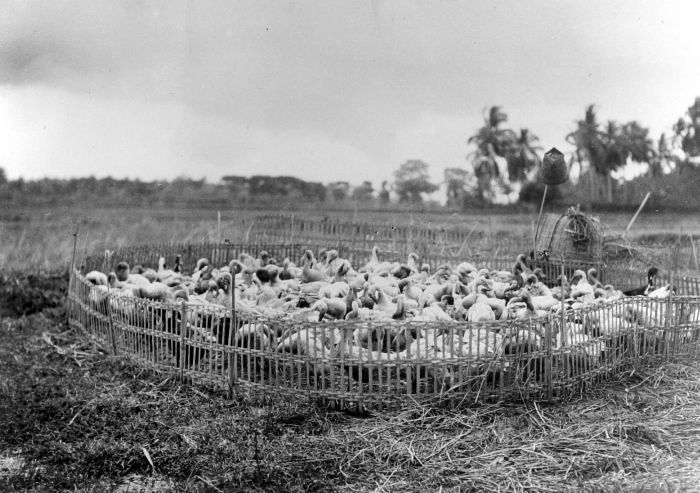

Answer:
[81,246,682,377]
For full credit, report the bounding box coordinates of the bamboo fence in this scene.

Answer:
[67,239,700,410]
[240,213,700,273]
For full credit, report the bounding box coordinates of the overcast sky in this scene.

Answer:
[1,0,699,188]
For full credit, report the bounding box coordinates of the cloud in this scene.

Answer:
[1,0,699,187]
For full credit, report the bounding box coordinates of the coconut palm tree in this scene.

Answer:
[569,105,657,203]
[673,97,700,160]
[566,105,608,173]
[567,105,619,203]
[648,133,672,177]
[443,167,471,208]
[505,128,542,183]
[467,106,517,202]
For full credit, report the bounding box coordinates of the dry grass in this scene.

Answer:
[0,206,254,272]
[1,205,697,273]
[2,275,700,492]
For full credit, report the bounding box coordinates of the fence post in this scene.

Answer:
[68,223,80,321]
[545,314,553,401]
[228,278,238,396]
[664,273,674,359]
[106,284,118,355]
[179,301,188,382]
[557,258,568,385]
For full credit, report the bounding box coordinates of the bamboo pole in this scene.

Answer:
[560,261,566,350]
[68,223,80,320]
[534,184,548,247]
[664,273,674,360]
[689,234,699,270]
[106,284,118,355]
[70,223,79,275]
[531,221,536,265]
[179,301,188,382]
[228,273,238,396]
[624,192,651,239]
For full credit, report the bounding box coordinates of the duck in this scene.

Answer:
[587,268,604,290]
[312,298,347,321]
[623,267,660,296]
[570,269,595,302]
[301,250,330,283]
[467,284,496,323]
[156,256,179,283]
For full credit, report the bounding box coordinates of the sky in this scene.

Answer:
[1,0,699,191]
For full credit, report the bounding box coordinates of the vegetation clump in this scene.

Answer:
[0,273,67,317]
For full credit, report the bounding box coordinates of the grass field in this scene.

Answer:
[1,205,698,272]
[1,205,700,491]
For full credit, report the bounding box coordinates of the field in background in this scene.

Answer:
[1,205,698,272]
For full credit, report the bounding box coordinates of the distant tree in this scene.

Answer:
[443,167,471,208]
[0,167,7,186]
[221,175,250,201]
[505,129,542,183]
[467,106,518,202]
[379,181,391,204]
[327,181,350,202]
[673,96,700,161]
[566,105,607,176]
[648,133,674,177]
[568,106,656,203]
[351,181,374,201]
[244,175,325,202]
[392,160,438,204]
[302,181,327,202]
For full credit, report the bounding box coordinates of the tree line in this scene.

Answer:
[1,97,699,211]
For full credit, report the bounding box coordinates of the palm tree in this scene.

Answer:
[443,167,471,208]
[505,128,542,183]
[567,105,607,172]
[648,133,672,177]
[673,97,700,161]
[567,105,615,203]
[467,106,517,202]
[569,106,657,204]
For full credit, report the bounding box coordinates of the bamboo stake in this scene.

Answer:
[534,184,548,247]
[531,221,536,265]
[179,301,188,382]
[106,283,118,355]
[560,261,566,350]
[70,223,79,274]
[624,192,651,239]
[690,234,699,270]
[68,223,80,320]
[217,211,221,243]
[228,274,238,396]
[664,273,674,360]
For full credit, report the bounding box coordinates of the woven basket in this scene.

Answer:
[535,206,603,262]
[538,147,569,186]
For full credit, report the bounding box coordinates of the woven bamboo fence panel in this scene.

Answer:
[242,214,531,262]
[237,214,615,285]
[68,242,700,410]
